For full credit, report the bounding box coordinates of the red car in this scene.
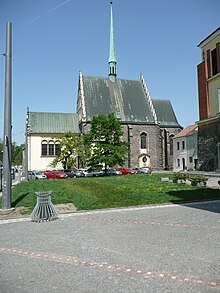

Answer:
[44,170,68,179]
[115,168,137,175]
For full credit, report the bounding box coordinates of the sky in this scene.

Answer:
[0,0,219,145]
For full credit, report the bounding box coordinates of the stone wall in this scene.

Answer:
[198,120,220,171]
[81,122,181,170]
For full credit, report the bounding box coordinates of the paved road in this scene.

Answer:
[0,201,220,293]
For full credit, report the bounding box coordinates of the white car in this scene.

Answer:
[131,167,151,174]
[28,171,48,180]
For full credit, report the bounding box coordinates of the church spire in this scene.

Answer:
[108,1,117,82]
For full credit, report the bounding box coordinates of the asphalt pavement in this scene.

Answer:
[0,200,220,293]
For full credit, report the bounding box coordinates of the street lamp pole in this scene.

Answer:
[2,21,12,210]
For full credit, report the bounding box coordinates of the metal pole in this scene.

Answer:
[2,21,12,210]
[25,108,29,181]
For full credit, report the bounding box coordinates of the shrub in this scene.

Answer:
[173,172,187,181]
[188,175,208,183]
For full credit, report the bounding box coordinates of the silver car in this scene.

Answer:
[28,171,48,180]
[131,167,151,174]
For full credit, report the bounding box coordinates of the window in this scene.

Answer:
[41,140,59,157]
[189,157,193,163]
[55,142,60,156]
[211,48,218,76]
[169,134,174,155]
[41,141,47,156]
[140,132,147,149]
[48,141,55,156]
[218,88,220,113]
[177,158,180,167]
[182,141,185,150]
[177,142,180,150]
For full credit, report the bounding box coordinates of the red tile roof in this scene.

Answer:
[174,124,197,138]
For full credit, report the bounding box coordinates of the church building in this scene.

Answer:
[25,1,181,171]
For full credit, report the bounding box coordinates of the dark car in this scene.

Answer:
[63,169,85,178]
[102,168,122,176]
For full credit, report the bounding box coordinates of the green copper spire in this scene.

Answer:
[108,1,117,82]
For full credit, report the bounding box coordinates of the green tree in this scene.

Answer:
[11,143,23,166]
[84,113,128,171]
[0,140,23,166]
[50,132,84,169]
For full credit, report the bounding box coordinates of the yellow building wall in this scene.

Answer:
[208,74,220,116]
[201,35,220,61]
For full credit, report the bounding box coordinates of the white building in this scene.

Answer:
[25,111,79,171]
[173,124,198,172]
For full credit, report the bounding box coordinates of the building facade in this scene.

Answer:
[197,27,220,171]
[25,112,79,171]
[173,124,198,172]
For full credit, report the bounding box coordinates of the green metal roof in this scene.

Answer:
[152,99,180,127]
[82,76,155,123]
[29,112,79,134]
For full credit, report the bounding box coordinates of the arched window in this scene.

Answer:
[169,134,175,155]
[41,140,48,156]
[177,158,180,167]
[55,141,60,156]
[140,132,147,149]
[48,141,55,156]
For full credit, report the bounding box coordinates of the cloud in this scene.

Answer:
[32,0,72,22]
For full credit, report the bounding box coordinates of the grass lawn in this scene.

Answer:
[1,174,220,214]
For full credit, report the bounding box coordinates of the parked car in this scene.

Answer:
[131,167,151,174]
[79,169,103,177]
[115,168,137,175]
[44,170,68,179]
[102,168,122,176]
[28,171,48,180]
[63,169,85,178]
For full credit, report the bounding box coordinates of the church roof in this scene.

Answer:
[152,99,180,127]
[28,112,79,134]
[82,76,155,123]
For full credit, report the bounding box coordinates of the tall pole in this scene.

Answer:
[2,21,12,210]
[25,107,29,181]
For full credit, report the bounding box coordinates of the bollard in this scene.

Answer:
[31,191,58,222]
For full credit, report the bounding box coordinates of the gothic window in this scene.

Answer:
[169,134,175,155]
[41,141,48,156]
[140,132,147,149]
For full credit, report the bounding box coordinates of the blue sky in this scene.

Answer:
[0,0,219,145]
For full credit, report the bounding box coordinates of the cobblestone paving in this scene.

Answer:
[0,201,220,292]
